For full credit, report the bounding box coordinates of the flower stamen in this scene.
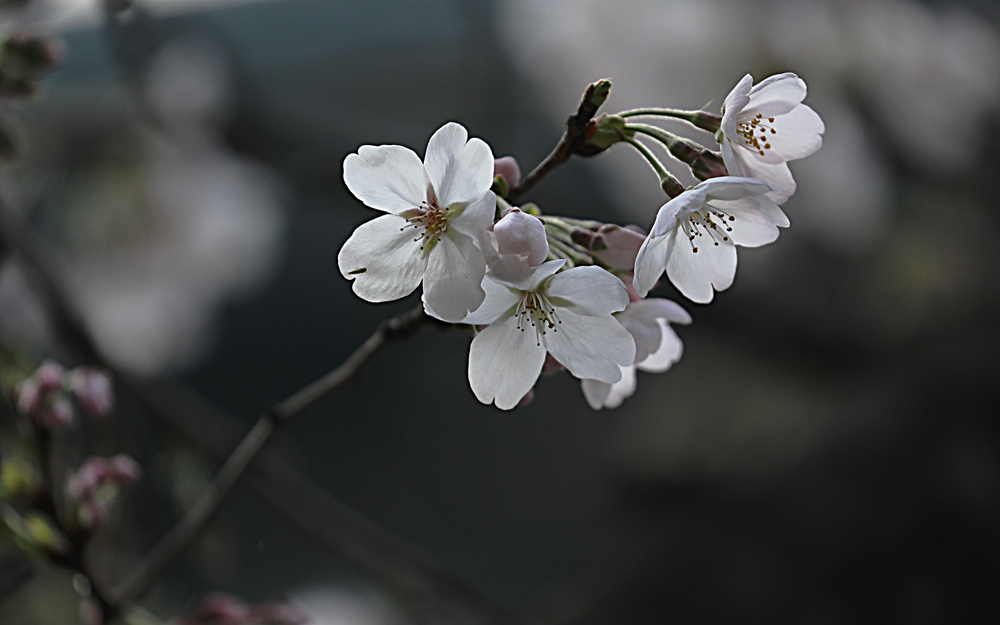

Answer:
[515,290,561,346]
[399,199,451,251]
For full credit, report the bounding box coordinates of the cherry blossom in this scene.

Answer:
[465,261,635,410]
[632,177,789,303]
[719,73,825,204]
[339,122,495,322]
[581,298,690,410]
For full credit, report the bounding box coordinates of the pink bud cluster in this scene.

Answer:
[176,593,310,625]
[65,455,141,530]
[14,360,114,429]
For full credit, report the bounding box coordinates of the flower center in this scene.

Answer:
[737,112,778,156]
[680,208,735,253]
[515,290,561,346]
[401,199,451,252]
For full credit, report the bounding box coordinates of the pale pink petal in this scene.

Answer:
[543,310,635,384]
[343,145,430,213]
[468,314,546,410]
[338,214,426,302]
[494,209,548,266]
[424,122,494,208]
[493,259,565,291]
[721,74,753,139]
[545,266,629,316]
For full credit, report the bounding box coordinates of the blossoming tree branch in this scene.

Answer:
[0,17,823,620]
[339,73,823,410]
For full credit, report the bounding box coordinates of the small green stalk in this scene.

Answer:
[622,136,685,198]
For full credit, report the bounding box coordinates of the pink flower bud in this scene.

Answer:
[109,454,142,485]
[36,360,65,393]
[493,209,548,266]
[70,367,114,418]
[40,396,74,429]
[517,389,535,407]
[590,225,646,271]
[66,458,111,501]
[180,593,252,625]
[493,156,521,189]
[15,378,41,415]
[541,353,565,375]
[249,598,311,625]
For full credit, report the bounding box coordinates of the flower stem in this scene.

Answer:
[622,136,685,198]
[617,108,722,133]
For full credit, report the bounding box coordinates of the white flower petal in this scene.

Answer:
[649,188,707,237]
[743,73,807,118]
[700,176,773,201]
[722,142,797,205]
[581,365,637,410]
[450,191,496,239]
[637,321,683,373]
[493,259,565,291]
[543,310,635,384]
[708,196,788,248]
[343,145,430,213]
[458,276,521,325]
[665,227,737,304]
[721,74,753,138]
[424,122,494,208]
[580,377,612,410]
[632,229,673,298]
[770,104,825,161]
[422,232,487,322]
[618,298,690,363]
[468,313,546,410]
[338,214,426,302]
[545,266,629,316]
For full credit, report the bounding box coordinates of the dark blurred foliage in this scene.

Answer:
[1,0,999,624]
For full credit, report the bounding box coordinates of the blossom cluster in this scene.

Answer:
[338,73,823,410]
[14,360,115,428]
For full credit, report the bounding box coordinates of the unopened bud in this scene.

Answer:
[584,79,612,111]
[578,114,633,156]
[687,111,722,134]
[109,454,141,484]
[590,225,646,270]
[35,361,65,393]
[493,156,521,189]
[690,149,728,180]
[69,368,114,418]
[14,378,41,415]
[494,209,548,267]
[179,593,251,625]
[569,228,596,249]
[39,396,74,429]
[249,598,311,625]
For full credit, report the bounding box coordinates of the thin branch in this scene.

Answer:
[507,79,611,203]
[130,375,538,624]
[109,304,431,607]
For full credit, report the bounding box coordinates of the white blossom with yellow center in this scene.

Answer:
[719,73,825,205]
[338,123,495,322]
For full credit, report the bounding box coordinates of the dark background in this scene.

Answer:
[2,0,999,623]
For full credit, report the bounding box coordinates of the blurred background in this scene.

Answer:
[2,0,1000,623]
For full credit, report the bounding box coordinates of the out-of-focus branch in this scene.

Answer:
[109,304,430,608]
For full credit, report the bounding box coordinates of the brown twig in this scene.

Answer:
[507,79,611,203]
[108,304,431,608]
